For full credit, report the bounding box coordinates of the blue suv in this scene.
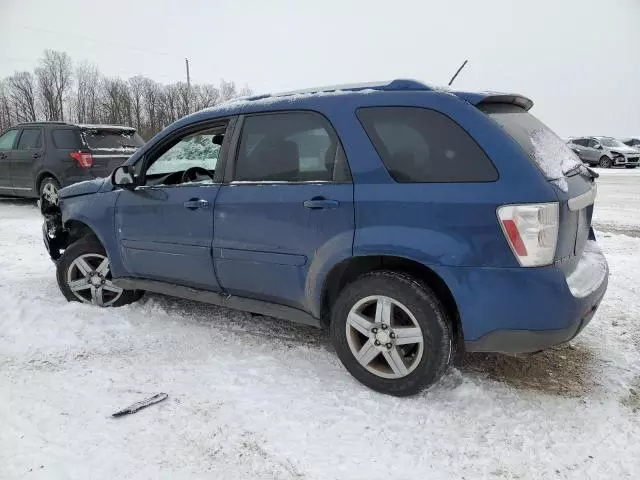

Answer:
[42,80,609,396]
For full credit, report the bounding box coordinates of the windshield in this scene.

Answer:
[480,104,582,184]
[598,138,626,148]
[82,129,144,149]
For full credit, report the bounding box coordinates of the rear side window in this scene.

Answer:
[357,107,498,183]
[82,129,144,149]
[480,104,582,181]
[572,138,588,147]
[17,129,42,150]
[52,129,81,149]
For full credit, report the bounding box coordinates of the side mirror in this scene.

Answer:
[112,165,137,189]
[594,144,603,150]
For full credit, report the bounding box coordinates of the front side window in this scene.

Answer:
[0,129,19,150]
[17,129,42,150]
[144,125,226,186]
[573,138,588,147]
[234,112,347,182]
[357,107,498,183]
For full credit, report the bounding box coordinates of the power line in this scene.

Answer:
[8,24,183,60]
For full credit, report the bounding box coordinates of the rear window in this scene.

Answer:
[82,129,144,150]
[480,104,582,185]
[52,129,81,149]
[357,107,498,183]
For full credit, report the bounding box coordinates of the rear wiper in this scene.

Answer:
[564,164,583,177]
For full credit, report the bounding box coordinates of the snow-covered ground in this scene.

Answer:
[1,169,639,479]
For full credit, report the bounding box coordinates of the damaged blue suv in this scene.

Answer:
[42,79,608,396]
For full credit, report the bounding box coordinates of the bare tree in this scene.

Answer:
[35,50,73,121]
[128,76,145,131]
[101,77,133,125]
[190,84,220,111]
[74,62,101,123]
[0,80,14,131]
[219,80,237,102]
[6,72,38,123]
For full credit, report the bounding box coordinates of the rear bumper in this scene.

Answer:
[434,242,609,354]
[464,271,607,353]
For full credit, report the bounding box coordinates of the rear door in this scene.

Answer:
[213,111,354,312]
[10,127,43,195]
[481,104,595,274]
[0,128,19,193]
[570,138,590,162]
[81,127,144,177]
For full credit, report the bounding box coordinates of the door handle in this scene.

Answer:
[303,197,339,209]
[0,153,6,159]
[183,198,210,209]
[32,153,41,159]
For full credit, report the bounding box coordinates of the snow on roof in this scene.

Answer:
[77,124,136,131]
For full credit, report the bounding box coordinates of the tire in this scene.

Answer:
[56,236,143,307]
[625,165,637,169]
[599,156,612,168]
[39,177,61,206]
[330,271,452,396]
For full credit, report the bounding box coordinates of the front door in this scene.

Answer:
[0,128,19,193]
[213,111,355,312]
[114,121,231,290]
[11,127,44,195]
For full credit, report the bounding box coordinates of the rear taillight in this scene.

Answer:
[70,151,93,168]
[497,203,559,267]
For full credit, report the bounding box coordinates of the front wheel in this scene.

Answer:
[56,236,143,307]
[599,156,613,168]
[330,271,452,396]
[40,177,60,206]
[625,165,637,169]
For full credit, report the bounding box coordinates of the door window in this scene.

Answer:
[0,129,19,150]
[233,112,349,182]
[572,138,587,147]
[587,139,599,148]
[144,124,227,186]
[17,129,42,150]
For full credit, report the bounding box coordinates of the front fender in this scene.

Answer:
[59,191,126,276]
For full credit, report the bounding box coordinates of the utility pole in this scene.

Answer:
[185,57,191,114]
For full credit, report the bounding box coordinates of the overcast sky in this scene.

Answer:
[1,0,638,136]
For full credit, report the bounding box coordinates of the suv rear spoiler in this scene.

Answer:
[451,91,534,111]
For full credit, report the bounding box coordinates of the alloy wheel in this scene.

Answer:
[345,295,424,379]
[42,182,59,205]
[66,253,123,306]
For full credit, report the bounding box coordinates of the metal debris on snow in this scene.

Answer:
[112,393,168,417]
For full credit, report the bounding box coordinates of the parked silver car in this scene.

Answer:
[622,137,640,149]
[566,136,640,168]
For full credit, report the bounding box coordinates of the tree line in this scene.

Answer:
[0,50,251,139]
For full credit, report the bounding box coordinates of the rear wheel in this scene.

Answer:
[330,271,452,396]
[40,177,60,205]
[56,236,143,307]
[599,156,613,168]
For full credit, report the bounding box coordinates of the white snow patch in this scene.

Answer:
[566,240,609,298]
[530,128,583,191]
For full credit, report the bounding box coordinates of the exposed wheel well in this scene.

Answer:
[321,255,463,348]
[35,172,60,194]
[64,220,99,246]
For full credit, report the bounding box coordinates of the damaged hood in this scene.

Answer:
[59,178,107,199]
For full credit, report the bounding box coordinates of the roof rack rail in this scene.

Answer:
[240,79,433,102]
[18,121,68,126]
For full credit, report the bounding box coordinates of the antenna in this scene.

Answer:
[448,59,469,87]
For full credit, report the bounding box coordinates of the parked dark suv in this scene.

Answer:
[42,80,608,396]
[0,122,144,204]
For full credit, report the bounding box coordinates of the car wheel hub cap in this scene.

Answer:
[345,295,425,379]
[43,183,58,205]
[66,253,123,307]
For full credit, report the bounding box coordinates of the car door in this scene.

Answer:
[213,111,355,312]
[586,138,604,163]
[0,128,20,193]
[10,127,44,195]
[114,119,233,290]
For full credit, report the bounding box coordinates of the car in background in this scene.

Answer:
[622,137,640,149]
[0,122,144,204]
[42,79,608,396]
[566,136,639,168]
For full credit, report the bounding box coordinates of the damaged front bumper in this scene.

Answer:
[41,202,68,261]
